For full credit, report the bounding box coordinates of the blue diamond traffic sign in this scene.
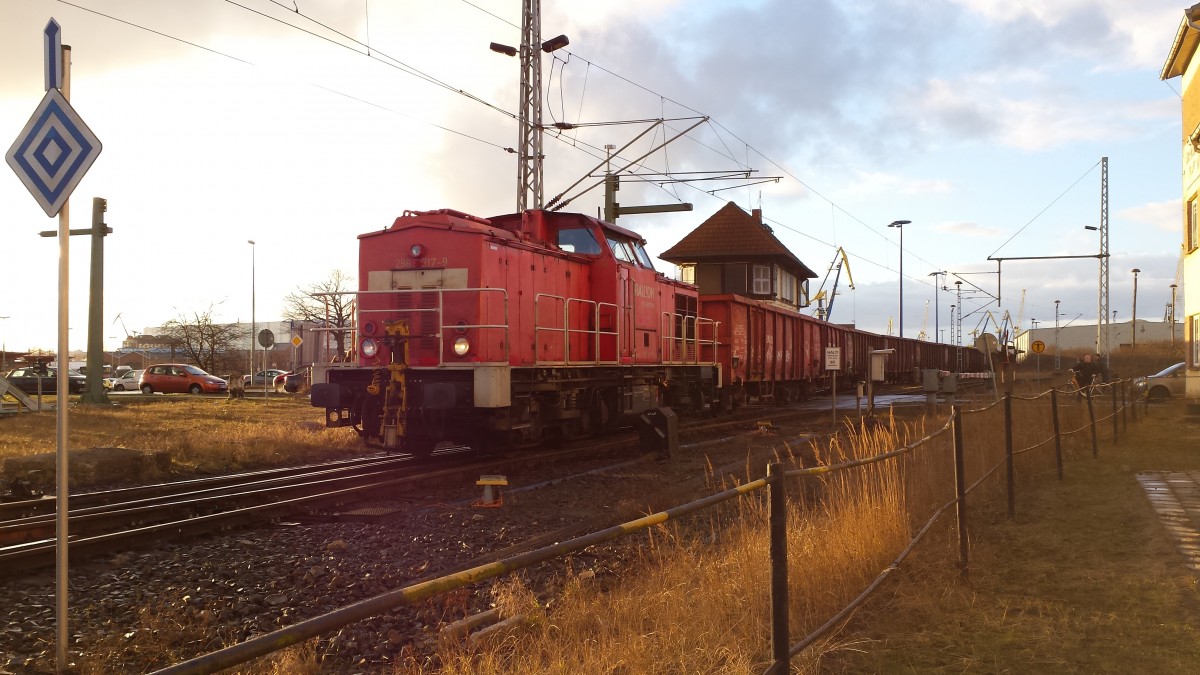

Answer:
[6,87,102,217]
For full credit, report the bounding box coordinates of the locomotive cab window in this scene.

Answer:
[557,226,603,255]
[632,242,656,270]
[607,236,636,264]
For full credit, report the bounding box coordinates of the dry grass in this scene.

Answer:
[44,388,1200,673]
[821,400,1200,673]
[0,396,369,483]
[398,394,1197,675]
[415,417,922,675]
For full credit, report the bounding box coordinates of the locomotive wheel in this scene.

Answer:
[358,395,383,442]
[405,436,438,458]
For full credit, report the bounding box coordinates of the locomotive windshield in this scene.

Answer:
[606,236,656,271]
[607,237,636,263]
[557,226,603,255]
[632,242,656,270]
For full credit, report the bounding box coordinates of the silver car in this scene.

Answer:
[1134,362,1186,400]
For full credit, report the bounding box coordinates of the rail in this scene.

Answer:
[354,287,510,366]
[659,311,720,365]
[154,379,1142,675]
[532,294,619,366]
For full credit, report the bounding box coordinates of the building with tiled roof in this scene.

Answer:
[660,202,817,309]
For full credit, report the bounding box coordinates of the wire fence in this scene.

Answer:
[153,379,1141,675]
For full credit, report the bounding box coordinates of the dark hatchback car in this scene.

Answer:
[3,367,87,395]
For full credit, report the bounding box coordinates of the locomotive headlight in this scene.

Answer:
[410,244,423,257]
[452,336,471,357]
[361,338,379,358]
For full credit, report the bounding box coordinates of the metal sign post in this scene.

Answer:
[825,347,841,425]
[259,329,275,400]
[1031,339,1045,385]
[5,20,103,672]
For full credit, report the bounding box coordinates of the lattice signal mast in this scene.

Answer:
[1096,156,1110,357]
[490,1,569,213]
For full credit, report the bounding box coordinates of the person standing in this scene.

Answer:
[1072,353,1098,398]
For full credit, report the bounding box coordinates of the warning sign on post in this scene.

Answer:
[825,347,841,371]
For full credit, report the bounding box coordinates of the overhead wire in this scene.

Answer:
[988,159,1102,258]
[53,0,513,152]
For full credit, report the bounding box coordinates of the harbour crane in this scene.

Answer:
[811,247,855,322]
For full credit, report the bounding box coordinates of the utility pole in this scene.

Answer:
[1131,268,1141,351]
[517,0,543,213]
[1097,156,1110,358]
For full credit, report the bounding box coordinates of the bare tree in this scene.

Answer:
[162,306,247,375]
[282,270,356,361]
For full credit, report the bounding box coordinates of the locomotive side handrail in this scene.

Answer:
[533,293,619,366]
[660,312,720,365]
[356,287,510,367]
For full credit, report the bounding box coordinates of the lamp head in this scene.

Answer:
[489,42,517,56]
[888,219,911,228]
[541,34,570,52]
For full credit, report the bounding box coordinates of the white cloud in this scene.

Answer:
[913,75,1175,150]
[933,221,1000,237]
[845,171,954,197]
[1117,199,1181,233]
[947,0,1182,71]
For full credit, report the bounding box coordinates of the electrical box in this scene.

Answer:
[869,349,894,382]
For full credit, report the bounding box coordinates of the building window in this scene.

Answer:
[752,264,772,295]
[1191,200,1199,252]
[778,270,795,303]
[1193,315,1200,369]
[680,264,695,284]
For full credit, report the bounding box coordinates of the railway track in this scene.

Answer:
[0,402,825,576]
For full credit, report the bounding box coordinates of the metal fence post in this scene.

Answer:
[1051,389,1064,480]
[952,406,969,577]
[767,462,790,675]
[1004,394,1014,519]
[1121,380,1128,431]
[1110,383,1118,447]
[1086,388,1098,458]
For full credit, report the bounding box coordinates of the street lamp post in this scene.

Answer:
[1170,283,1179,345]
[1054,300,1061,373]
[1030,319,1040,382]
[888,220,911,337]
[1131,268,1141,351]
[248,240,256,387]
[0,315,8,372]
[928,271,946,343]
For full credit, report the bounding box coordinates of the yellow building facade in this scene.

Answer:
[1161,6,1200,399]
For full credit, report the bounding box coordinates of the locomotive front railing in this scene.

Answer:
[533,293,619,366]
[356,287,510,366]
[660,312,720,365]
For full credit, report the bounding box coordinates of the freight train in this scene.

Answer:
[310,206,986,454]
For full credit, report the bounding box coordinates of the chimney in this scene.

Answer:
[752,208,762,223]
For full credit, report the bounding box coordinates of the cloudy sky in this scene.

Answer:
[0,0,1188,354]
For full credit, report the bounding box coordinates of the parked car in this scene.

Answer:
[103,369,144,392]
[2,367,87,395]
[139,364,228,395]
[1134,362,1186,400]
[243,369,289,388]
[273,370,306,393]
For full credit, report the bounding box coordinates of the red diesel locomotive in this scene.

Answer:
[311,208,985,453]
[311,208,720,454]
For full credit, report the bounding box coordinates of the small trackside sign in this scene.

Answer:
[825,347,841,371]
